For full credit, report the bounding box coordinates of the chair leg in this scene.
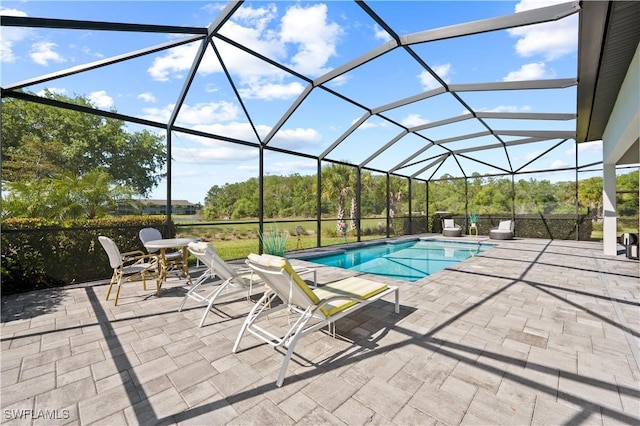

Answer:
[232,291,274,353]
[114,283,122,306]
[178,271,211,312]
[394,287,400,314]
[177,292,190,312]
[105,272,117,301]
[198,280,231,327]
[276,311,314,387]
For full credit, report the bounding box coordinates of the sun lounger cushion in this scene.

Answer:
[312,276,389,316]
[498,220,512,230]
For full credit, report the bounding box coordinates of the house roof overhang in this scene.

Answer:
[576,1,640,145]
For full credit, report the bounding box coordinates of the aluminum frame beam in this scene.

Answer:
[401,2,579,45]
[1,35,204,92]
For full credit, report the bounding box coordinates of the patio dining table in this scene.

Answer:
[144,237,195,289]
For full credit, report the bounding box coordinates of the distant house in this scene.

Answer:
[139,199,198,215]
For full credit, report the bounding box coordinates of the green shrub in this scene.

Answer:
[1,216,170,294]
[259,225,288,256]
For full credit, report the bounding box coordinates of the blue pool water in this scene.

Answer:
[303,239,494,282]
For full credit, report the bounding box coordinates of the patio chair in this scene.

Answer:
[233,253,400,387]
[178,242,259,327]
[489,220,514,240]
[139,227,185,278]
[442,218,462,237]
[98,236,159,306]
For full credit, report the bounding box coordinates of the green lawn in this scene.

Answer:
[175,218,391,261]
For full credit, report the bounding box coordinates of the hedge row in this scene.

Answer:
[1,216,172,294]
[0,213,599,295]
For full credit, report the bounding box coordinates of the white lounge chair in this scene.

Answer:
[489,220,514,240]
[178,242,258,327]
[233,253,400,387]
[98,236,159,306]
[442,218,463,237]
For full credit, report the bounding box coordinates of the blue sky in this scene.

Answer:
[1,1,604,204]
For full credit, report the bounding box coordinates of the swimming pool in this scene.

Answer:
[302,239,494,282]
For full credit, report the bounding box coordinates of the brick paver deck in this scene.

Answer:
[2,237,639,425]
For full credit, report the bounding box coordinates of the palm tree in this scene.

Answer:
[388,176,406,227]
[321,163,356,232]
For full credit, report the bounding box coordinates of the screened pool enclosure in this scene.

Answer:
[1,1,638,259]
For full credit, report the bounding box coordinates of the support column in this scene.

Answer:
[602,162,617,256]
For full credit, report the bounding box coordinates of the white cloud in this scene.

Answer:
[173,144,256,164]
[177,124,322,155]
[80,46,104,59]
[138,92,156,103]
[30,41,66,66]
[88,90,113,108]
[270,127,322,148]
[550,159,569,168]
[508,0,578,60]
[503,62,552,81]
[205,83,219,93]
[280,4,343,76]
[350,117,390,130]
[521,150,543,162]
[0,8,29,63]
[373,24,392,43]
[233,3,278,32]
[181,102,239,124]
[578,140,602,154]
[565,140,602,156]
[401,114,430,128]
[238,81,305,100]
[201,3,227,15]
[359,121,378,130]
[327,74,349,87]
[143,101,239,125]
[148,3,343,100]
[418,64,451,90]
[196,122,262,142]
[148,43,210,81]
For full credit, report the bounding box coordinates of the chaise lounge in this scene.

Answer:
[233,253,400,387]
[179,242,259,327]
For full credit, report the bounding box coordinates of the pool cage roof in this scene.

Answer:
[1,1,638,200]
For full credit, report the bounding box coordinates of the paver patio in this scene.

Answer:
[1,236,639,425]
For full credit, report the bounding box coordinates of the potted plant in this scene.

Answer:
[468,212,478,225]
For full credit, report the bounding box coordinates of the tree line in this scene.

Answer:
[202,166,638,224]
[2,91,637,223]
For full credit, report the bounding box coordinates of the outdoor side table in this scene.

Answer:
[144,237,195,290]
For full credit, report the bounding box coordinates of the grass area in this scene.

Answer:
[183,234,387,261]
[176,219,391,261]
